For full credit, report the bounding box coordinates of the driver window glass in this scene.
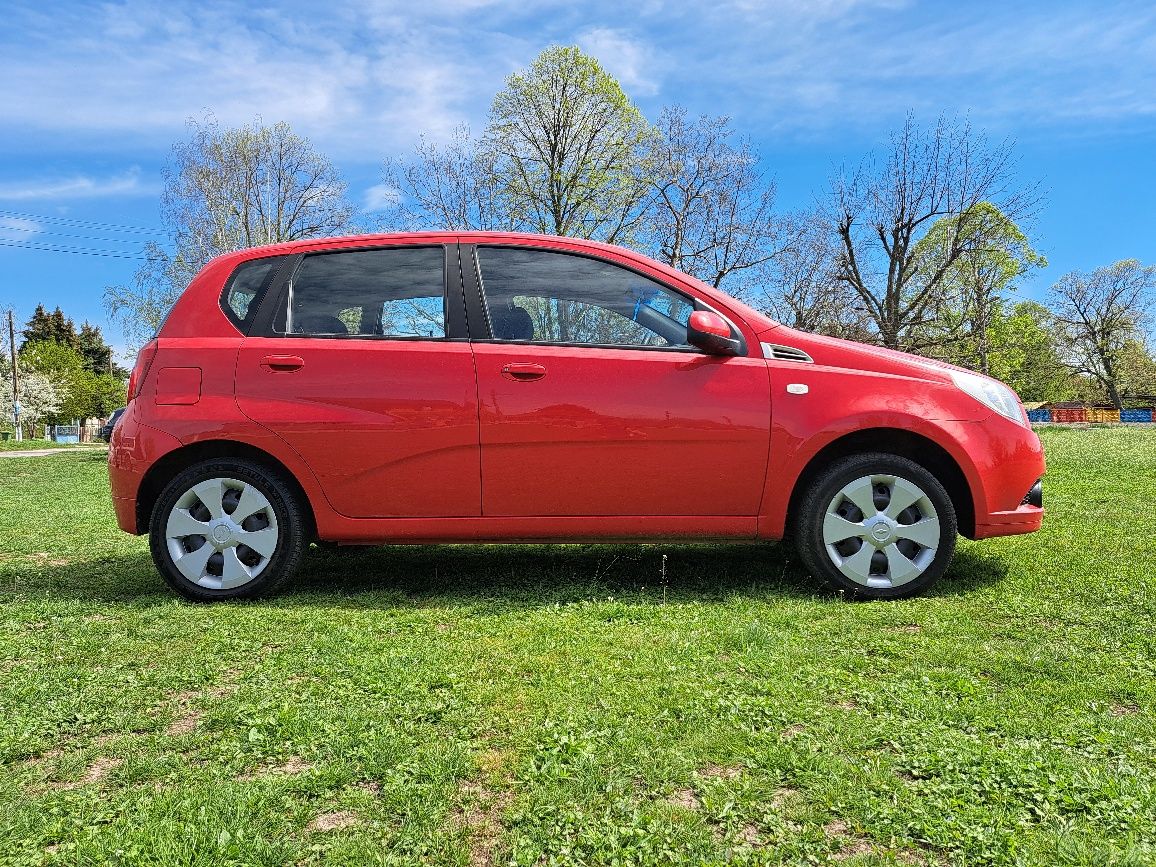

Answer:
[476,247,693,347]
[278,247,446,338]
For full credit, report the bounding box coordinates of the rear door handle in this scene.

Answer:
[501,362,547,382]
[261,354,305,372]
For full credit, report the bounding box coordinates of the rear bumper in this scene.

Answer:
[107,406,184,534]
[111,496,138,534]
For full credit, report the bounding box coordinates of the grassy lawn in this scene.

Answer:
[0,439,98,452]
[0,428,1153,866]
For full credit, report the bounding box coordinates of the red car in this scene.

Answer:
[108,232,1044,601]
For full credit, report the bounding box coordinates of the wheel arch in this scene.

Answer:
[785,428,976,540]
[135,439,317,538]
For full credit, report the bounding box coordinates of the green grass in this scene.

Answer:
[0,428,1153,866]
[0,438,96,452]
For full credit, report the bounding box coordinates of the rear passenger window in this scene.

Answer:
[282,247,446,338]
[221,257,279,330]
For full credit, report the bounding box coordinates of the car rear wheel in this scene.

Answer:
[793,452,957,600]
[149,459,306,601]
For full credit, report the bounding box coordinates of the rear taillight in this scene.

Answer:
[127,340,160,402]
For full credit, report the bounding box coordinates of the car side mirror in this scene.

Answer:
[687,310,742,356]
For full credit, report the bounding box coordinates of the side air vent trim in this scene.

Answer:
[761,342,814,364]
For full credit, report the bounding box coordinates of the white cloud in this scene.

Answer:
[0,217,41,241]
[0,170,154,202]
[362,183,401,212]
[576,28,662,97]
[0,1,503,158]
[0,0,1152,162]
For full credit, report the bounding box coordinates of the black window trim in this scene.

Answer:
[247,243,470,341]
[219,254,289,334]
[462,242,748,356]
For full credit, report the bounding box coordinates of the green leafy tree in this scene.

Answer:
[483,46,653,243]
[1048,259,1156,409]
[1117,340,1156,399]
[75,370,126,418]
[20,340,88,422]
[912,203,1046,372]
[987,302,1073,402]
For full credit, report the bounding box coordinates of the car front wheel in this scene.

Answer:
[793,452,957,600]
[149,459,306,601]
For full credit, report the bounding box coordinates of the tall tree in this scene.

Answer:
[19,340,85,423]
[483,46,653,242]
[1,365,62,436]
[76,322,125,377]
[105,118,355,345]
[829,114,1038,350]
[21,304,79,350]
[381,125,505,232]
[1048,259,1156,408]
[642,107,780,293]
[985,301,1072,402]
[756,210,871,339]
[911,203,1045,371]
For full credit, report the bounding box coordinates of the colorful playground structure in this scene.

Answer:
[1025,402,1155,424]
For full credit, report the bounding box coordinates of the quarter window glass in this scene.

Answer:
[284,247,445,338]
[223,257,278,327]
[476,247,694,347]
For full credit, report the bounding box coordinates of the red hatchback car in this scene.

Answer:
[109,232,1044,601]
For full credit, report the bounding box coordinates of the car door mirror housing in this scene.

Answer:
[687,310,742,356]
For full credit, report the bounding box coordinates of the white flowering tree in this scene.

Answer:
[1,366,64,439]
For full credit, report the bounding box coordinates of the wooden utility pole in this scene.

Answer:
[6,310,20,441]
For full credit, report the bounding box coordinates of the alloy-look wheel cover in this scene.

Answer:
[165,477,280,590]
[822,474,940,589]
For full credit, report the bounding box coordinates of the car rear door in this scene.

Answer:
[234,242,480,519]
[465,243,771,518]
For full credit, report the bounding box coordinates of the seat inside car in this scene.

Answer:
[489,303,534,340]
[295,313,350,335]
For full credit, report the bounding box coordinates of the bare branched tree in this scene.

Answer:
[1049,259,1156,408]
[380,125,505,231]
[829,114,1038,350]
[756,210,871,338]
[105,117,354,346]
[643,107,780,294]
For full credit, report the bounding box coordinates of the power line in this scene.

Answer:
[0,208,165,237]
[0,239,148,260]
[0,225,162,247]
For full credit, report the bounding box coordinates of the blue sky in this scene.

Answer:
[1,0,1154,361]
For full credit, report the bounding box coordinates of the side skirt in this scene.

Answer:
[314,514,760,544]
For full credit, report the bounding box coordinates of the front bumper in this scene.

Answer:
[974,478,1043,539]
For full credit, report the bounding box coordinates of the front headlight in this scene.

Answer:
[948,369,1026,426]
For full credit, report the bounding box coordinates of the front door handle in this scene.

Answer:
[261,354,305,372]
[501,362,547,382]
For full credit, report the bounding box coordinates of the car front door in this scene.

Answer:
[466,244,771,518]
[235,243,480,519]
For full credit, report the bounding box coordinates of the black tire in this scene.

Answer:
[149,458,307,601]
[792,452,957,600]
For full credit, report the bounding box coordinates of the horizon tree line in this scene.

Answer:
[99,46,1156,409]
